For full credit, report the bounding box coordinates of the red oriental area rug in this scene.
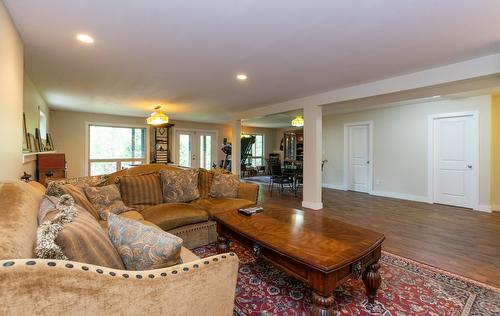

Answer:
[193,242,500,316]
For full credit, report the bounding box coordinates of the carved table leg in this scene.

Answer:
[216,236,230,254]
[362,262,381,304]
[311,292,335,316]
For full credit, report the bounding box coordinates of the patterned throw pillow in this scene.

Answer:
[84,184,130,219]
[36,194,125,269]
[118,173,163,210]
[107,213,183,270]
[209,173,240,198]
[160,169,200,203]
[46,175,108,197]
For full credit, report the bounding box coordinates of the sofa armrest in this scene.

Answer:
[238,182,259,203]
[0,253,238,316]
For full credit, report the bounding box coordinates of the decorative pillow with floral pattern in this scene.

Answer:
[107,213,183,270]
[84,184,131,219]
[160,169,200,203]
[209,173,239,198]
[46,175,109,197]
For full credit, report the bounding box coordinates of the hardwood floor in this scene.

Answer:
[255,184,500,288]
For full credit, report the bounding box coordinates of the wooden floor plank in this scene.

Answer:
[255,184,500,288]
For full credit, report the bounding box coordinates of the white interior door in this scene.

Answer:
[175,130,216,169]
[433,115,473,208]
[348,124,370,193]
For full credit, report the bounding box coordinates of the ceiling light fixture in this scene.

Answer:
[432,95,440,98]
[146,106,169,126]
[291,115,304,127]
[236,73,248,81]
[76,34,94,44]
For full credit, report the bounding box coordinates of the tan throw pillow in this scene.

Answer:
[160,169,200,203]
[209,173,239,198]
[60,183,100,221]
[84,184,130,219]
[198,168,214,199]
[107,213,183,270]
[118,173,163,210]
[36,194,125,270]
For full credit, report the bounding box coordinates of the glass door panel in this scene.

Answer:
[199,134,212,169]
[178,133,193,167]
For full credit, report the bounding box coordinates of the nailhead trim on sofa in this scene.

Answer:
[0,252,237,280]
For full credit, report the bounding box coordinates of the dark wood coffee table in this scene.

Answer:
[214,205,385,316]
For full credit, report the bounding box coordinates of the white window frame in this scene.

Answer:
[242,133,265,167]
[85,122,150,176]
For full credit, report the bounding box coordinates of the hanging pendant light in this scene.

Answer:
[147,106,169,125]
[291,115,304,127]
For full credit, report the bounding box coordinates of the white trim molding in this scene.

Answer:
[427,111,482,211]
[371,190,432,204]
[343,121,374,194]
[322,183,347,190]
[302,201,323,210]
[476,205,492,213]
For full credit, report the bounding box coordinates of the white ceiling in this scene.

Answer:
[5,0,500,123]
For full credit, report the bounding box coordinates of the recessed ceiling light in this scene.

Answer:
[432,95,440,98]
[236,73,248,81]
[76,34,94,44]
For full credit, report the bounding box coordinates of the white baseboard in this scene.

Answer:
[370,190,432,203]
[302,201,323,210]
[322,183,347,190]
[475,205,492,213]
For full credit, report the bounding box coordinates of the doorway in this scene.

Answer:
[174,129,217,169]
[428,112,478,209]
[344,122,373,193]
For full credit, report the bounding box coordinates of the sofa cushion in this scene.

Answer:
[118,173,163,210]
[160,169,200,203]
[194,198,254,218]
[209,173,239,198]
[84,184,130,219]
[107,213,183,270]
[120,210,144,221]
[60,183,100,220]
[36,195,125,270]
[141,203,209,231]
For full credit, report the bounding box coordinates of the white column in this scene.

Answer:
[231,119,241,177]
[302,105,323,210]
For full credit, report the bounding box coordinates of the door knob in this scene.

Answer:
[467,164,472,169]
[366,161,370,164]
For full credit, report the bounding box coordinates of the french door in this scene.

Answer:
[175,130,216,169]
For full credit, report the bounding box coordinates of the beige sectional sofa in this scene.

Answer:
[102,164,259,248]
[0,165,259,315]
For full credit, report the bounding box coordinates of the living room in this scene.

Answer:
[1,1,499,315]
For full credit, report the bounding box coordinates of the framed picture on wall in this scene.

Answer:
[45,133,55,151]
[35,128,44,151]
[28,133,36,152]
[22,113,29,152]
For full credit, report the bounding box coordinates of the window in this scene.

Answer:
[88,124,146,175]
[242,134,264,167]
